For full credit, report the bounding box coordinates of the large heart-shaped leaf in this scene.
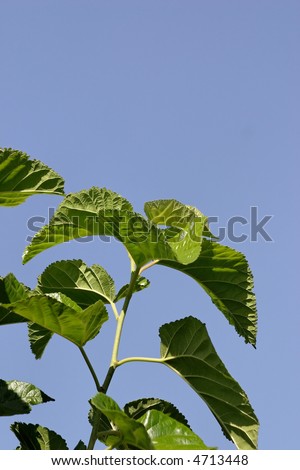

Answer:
[0,148,64,206]
[22,189,206,267]
[90,392,153,450]
[3,294,108,347]
[159,240,257,346]
[11,422,68,450]
[138,409,212,450]
[159,316,259,450]
[0,380,54,416]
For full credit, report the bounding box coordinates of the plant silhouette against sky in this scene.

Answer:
[0,148,259,450]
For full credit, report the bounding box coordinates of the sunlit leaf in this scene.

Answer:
[37,259,116,307]
[27,292,84,358]
[23,189,207,267]
[0,379,54,416]
[11,422,68,450]
[144,199,207,264]
[0,148,64,206]
[159,240,257,346]
[138,409,213,450]
[90,392,153,450]
[159,316,259,450]
[3,295,108,347]
[22,187,133,263]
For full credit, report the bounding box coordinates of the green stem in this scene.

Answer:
[139,259,159,275]
[110,267,140,368]
[109,300,119,321]
[79,346,102,392]
[116,356,164,367]
[88,266,140,450]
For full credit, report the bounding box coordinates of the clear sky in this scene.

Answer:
[0,0,299,450]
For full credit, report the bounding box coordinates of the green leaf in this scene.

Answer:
[159,240,257,346]
[28,322,54,360]
[0,379,54,416]
[159,316,259,450]
[144,199,207,264]
[37,259,116,307]
[22,187,134,263]
[124,397,190,429]
[90,393,154,450]
[2,273,30,303]
[74,440,87,450]
[3,295,108,347]
[27,293,83,359]
[0,148,64,206]
[22,189,207,267]
[11,422,68,450]
[115,276,150,303]
[88,407,113,444]
[138,409,213,450]
[0,274,31,325]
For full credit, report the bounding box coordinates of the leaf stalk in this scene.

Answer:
[78,347,102,392]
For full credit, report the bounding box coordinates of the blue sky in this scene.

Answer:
[0,0,299,450]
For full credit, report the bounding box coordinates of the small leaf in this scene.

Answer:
[124,397,190,429]
[38,259,116,307]
[138,410,213,450]
[0,148,64,206]
[0,379,54,416]
[3,295,108,347]
[11,422,68,450]
[115,277,150,302]
[159,316,259,450]
[90,393,153,450]
[159,240,258,346]
[144,199,206,264]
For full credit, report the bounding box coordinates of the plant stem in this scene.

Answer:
[79,346,102,392]
[101,365,115,393]
[109,300,119,321]
[110,267,140,367]
[116,356,164,367]
[87,266,140,450]
[87,410,102,450]
[139,259,159,275]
